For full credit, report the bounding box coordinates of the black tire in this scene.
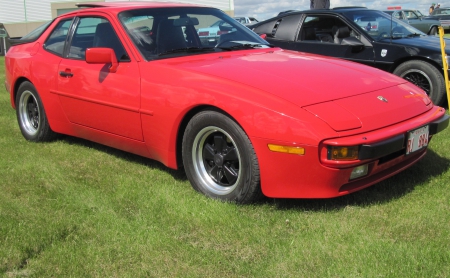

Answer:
[429,26,438,35]
[393,60,445,105]
[182,111,262,204]
[15,81,57,142]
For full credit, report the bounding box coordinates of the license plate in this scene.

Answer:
[406,125,429,155]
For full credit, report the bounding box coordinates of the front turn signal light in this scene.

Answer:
[328,146,359,160]
[268,144,305,155]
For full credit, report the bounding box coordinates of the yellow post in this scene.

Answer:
[438,26,450,108]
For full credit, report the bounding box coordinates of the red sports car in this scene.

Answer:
[5,2,449,203]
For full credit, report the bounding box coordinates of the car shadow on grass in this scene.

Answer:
[59,135,188,181]
[268,149,450,211]
[57,135,449,210]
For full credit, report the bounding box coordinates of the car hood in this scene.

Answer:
[170,49,407,106]
[166,49,432,132]
[303,85,431,131]
[422,16,437,19]
[385,35,450,52]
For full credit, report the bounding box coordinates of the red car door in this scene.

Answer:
[57,16,143,141]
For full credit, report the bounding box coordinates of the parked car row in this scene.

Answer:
[429,7,450,29]
[197,19,234,46]
[233,16,259,26]
[249,7,449,105]
[383,8,440,35]
[4,3,449,203]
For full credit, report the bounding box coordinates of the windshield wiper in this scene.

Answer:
[215,41,271,51]
[158,47,215,56]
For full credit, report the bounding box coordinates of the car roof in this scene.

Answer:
[69,1,203,15]
[273,6,376,19]
[76,1,200,8]
[279,6,371,15]
[383,9,412,11]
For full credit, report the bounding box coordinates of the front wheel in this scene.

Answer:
[429,26,438,35]
[15,81,57,142]
[182,111,262,203]
[393,60,445,105]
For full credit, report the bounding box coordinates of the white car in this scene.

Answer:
[234,17,259,26]
[197,20,235,45]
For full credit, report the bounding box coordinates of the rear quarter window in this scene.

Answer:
[44,19,73,56]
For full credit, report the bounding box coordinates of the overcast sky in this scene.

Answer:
[233,0,436,21]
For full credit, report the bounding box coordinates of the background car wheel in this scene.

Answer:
[182,111,262,203]
[15,81,57,142]
[393,60,445,105]
[429,26,438,35]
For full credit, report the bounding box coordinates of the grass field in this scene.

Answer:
[1,56,449,277]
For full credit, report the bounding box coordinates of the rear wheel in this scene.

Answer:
[15,81,57,142]
[429,26,438,35]
[393,60,445,105]
[182,111,262,203]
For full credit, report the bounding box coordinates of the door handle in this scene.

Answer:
[59,70,73,78]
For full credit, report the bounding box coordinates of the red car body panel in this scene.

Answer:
[4,2,449,199]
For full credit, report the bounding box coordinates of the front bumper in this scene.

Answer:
[252,108,448,198]
[358,113,449,160]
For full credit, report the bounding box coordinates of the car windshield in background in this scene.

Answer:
[414,10,425,17]
[431,8,450,15]
[118,7,269,60]
[342,10,426,41]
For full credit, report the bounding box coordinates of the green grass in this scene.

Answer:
[1,56,450,277]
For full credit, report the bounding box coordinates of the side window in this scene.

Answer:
[299,15,358,44]
[69,17,129,61]
[407,12,419,19]
[299,16,336,43]
[44,19,73,56]
[395,12,404,20]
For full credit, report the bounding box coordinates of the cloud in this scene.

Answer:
[234,0,434,21]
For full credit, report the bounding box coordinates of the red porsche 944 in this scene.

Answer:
[5,2,449,203]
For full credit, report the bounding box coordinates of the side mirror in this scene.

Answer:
[85,48,118,73]
[341,37,365,53]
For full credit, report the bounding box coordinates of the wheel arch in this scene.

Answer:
[11,77,32,109]
[175,105,245,169]
[427,25,439,34]
[389,56,444,76]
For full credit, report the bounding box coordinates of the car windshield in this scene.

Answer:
[342,10,426,41]
[432,8,450,15]
[118,7,270,60]
[415,10,424,17]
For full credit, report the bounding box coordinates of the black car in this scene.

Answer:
[250,7,449,105]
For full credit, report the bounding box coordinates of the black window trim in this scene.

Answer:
[42,17,75,57]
